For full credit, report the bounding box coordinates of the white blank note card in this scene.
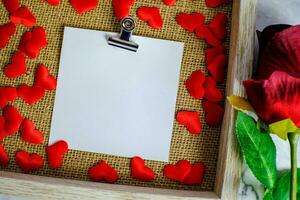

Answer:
[49,27,184,162]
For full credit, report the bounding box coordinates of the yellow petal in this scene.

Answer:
[269,119,298,140]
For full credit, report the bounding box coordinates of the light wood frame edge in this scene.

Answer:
[0,0,257,199]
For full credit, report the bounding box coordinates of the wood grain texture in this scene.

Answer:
[0,0,257,199]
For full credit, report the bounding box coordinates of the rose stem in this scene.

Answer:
[288,132,299,200]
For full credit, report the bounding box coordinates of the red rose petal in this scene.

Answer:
[88,161,119,183]
[69,0,98,14]
[10,6,36,28]
[2,0,20,13]
[17,84,45,105]
[163,160,192,182]
[112,0,135,20]
[176,12,205,33]
[207,54,226,83]
[205,44,225,65]
[15,150,43,173]
[46,0,60,6]
[185,70,205,99]
[0,87,18,109]
[205,0,228,8]
[46,140,68,169]
[0,22,16,49]
[3,105,23,135]
[202,101,224,126]
[137,7,163,29]
[131,156,155,182]
[209,13,227,40]
[0,144,9,166]
[195,25,221,47]
[183,162,206,185]
[203,77,223,103]
[176,111,202,134]
[163,0,176,6]
[20,119,44,145]
[34,65,57,91]
[4,51,27,79]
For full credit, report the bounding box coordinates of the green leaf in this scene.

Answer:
[273,169,300,200]
[269,119,298,140]
[236,112,278,189]
[263,189,274,200]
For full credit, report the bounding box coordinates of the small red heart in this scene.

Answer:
[46,140,68,169]
[2,0,20,13]
[0,22,16,49]
[4,51,27,79]
[0,87,18,109]
[203,77,223,103]
[202,101,224,126]
[112,0,135,20]
[20,119,44,145]
[209,13,227,40]
[34,65,57,91]
[15,150,44,173]
[205,45,225,66]
[3,105,23,135]
[69,0,99,14]
[137,7,163,29]
[10,6,36,28]
[130,156,155,182]
[208,54,226,83]
[205,0,228,8]
[185,70,205,100]
[0,117,9,140]
[183,162,206,185]
[88,161,119,183]
[176,13,205,33]
[0,143,9,166]
[17,84,45,105]
[176,111,202,134]
[163,160,192,182]
[195,25,221,47]
[163,0,176,6]
[46,0,60,6]
[19,26,48,59]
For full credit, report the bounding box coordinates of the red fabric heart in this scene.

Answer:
[46,140,68,169]
[112,0,135,20]
[176,13,205,33]
[183,162,205,185]
[0,117,9,140]
[4,51,27,79]
[205,0,228,8]
[195,25,221,47]
[17,84,45,105]
[207,54,226,83]
[203,77,222,103]
[34,65,57,91]
[205,45,225,65]
[163,160,192,182]
[202,101,224,126]
[176,111,202,134]
[0,87,18,109]
[20,119,44,145]
[209,13,227,40]
[88,161,119,183]
[69,0,98,14]
[19,26,48,59]
[163,0,176,6]
[2,105,23,135]
[0,22,16,49]
[131,156,155,182]
[0,144,9,166]
[15,150,43,173]
[185,70,205,99]
[137,7,163,29]
[46,0,60,6]
[2,0,20,13]
[10,6,36,28]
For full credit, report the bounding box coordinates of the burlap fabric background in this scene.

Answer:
[0,0,232,191]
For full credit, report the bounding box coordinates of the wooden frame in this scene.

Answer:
[0,0,257,199]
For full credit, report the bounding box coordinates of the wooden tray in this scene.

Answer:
[0,0,257,199]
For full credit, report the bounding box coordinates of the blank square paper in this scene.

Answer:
[49,27,184,162]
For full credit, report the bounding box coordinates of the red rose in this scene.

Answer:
[243,25,300,126]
